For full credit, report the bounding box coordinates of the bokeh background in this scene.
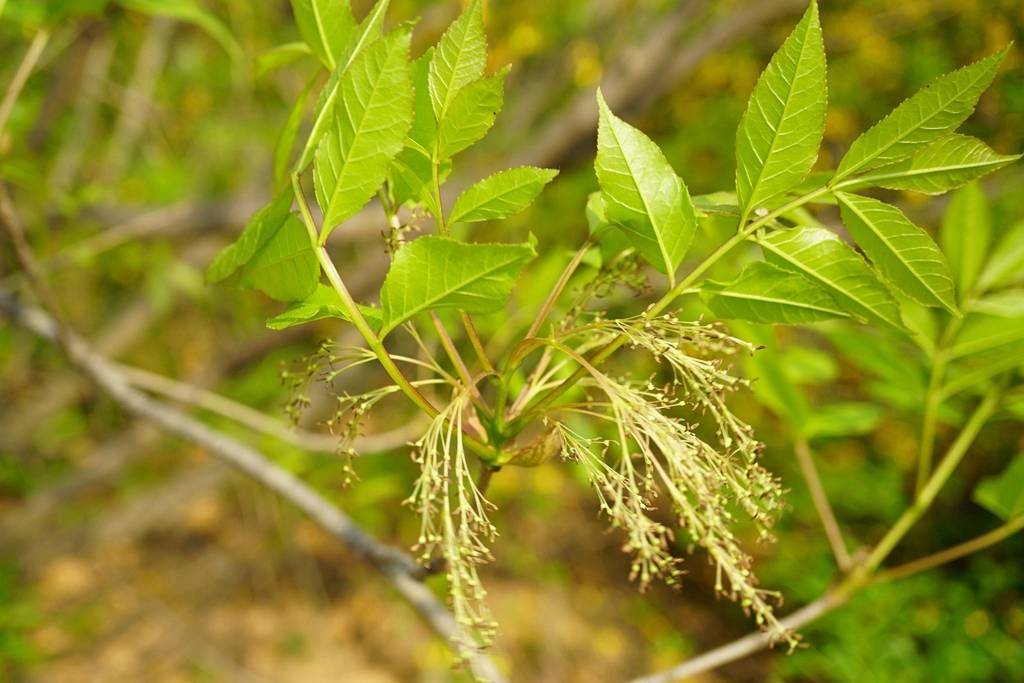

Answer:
[2,1,1023,681]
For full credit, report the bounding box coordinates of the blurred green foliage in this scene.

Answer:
[1,1,1023,681]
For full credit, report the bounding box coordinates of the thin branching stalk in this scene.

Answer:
[0,30,51,144]
[794,437,852,571]
[871,515,1024,585]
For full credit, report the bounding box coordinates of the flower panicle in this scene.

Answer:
[406,390,499,651]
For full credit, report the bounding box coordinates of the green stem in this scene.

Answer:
[431,149,447,235]
[0,30,50,148]
[460,311,496,374]
[872,515,1024,585]
[915,316,964,494]
[795,436,852,572]
[856,389,1000,579]
[427,152,495,374]
[291,174,496,459]
[524,238,593,341]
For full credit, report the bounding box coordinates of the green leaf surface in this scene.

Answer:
[735,1,826,218]
[206,192,319,303]
[594,90,696,285]
[405,47,438,155]
[118,0,242,62]
[449,166,558,223]
[289,0,355,69]
[978,220,1024,292]
[437,67,507,160]
[429,0,486,119]
[759,226,903,328]
[379,236,535,336]
[834,48,1007,182]
[389,48,439,209]
[836,192,956,313]
[941,182,991,301]
[973,456,1024,521]
[266,284,381,330]
[703,261,849,324]
[295,0,392,170]
[314,27,413,236]
[841,134,1020,195]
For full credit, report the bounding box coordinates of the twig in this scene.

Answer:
[0,189,507,683]
[627,592,844,683]
[794,437,852,571]
[0,30,51,146]
[873,515,1024,585]
[461,311,496,374]
[116,363,423,455]
[858,389,1001,576]
[626,390,1003,682]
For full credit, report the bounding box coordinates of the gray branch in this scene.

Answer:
[0,292,507,683]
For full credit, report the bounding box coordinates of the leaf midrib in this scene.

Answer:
[712,289,846,317]
[835,63,993,181]
[454,176,532,219]
[604,117,675,284]
[326,39,399,215]
[838,193,948,308]
[841,155,1018,188]
[382,250,527,333]
[311,0,336,68]
[435,17,478,118]
[758,234,895,326]
[741,12,818,213]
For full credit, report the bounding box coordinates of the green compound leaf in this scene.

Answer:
[840,134,1020,195]
[295,0,392,171]
[437,67,507,160]
[759,226,903,329]
[206,191,319,303]
[314,27,413,237]
[735,0,826,218]
[389,48,441,210]
[267,284,382,330]
[595,90,696,286]
[428,0,486,119]
[941,182,991,302]
[449,166,558,223]
[836,192,957,313]
[379,236,535,336]
[834,47,1008,182]
[703,261,849,325]
[973,456,1024,521]
[289,0,355,69]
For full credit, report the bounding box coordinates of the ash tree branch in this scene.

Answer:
[0,187,507,683]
